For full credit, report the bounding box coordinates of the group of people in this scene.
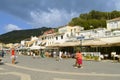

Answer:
[1,47,83,68]
[0,48,16,64]
[56,50,83,68]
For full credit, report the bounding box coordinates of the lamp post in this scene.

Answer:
[77,35,85,52]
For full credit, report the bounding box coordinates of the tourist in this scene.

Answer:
[33,53,36,59]
[11,48,16,64]
[64,51,67,58]
[53,51,56,58]
[59,51,63,60]
[1,50,5,58]
[74,50,83,68]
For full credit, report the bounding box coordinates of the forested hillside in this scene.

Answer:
[0,27,52,43]
[68,10,120,30]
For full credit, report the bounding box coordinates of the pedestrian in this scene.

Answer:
[64,51,67,58]
[1,50,5,58]
[59,51,63,60]
[53,51,56,58]
[11,48,16,64]
[33,53,36,59]
[40,51,45,58]
[74,50,83,68]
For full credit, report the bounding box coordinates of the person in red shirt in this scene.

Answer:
[11,48,16,64]
[74,51,83,68]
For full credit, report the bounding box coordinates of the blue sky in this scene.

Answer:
[0,0,120,35]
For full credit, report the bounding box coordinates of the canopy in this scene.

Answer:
[49,41,80,47]
[100,36,120,46]
[79,39,107,46]
[30,46,45,50]
[45,36,120,47]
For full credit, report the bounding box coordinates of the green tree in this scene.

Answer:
[69,10,120,30]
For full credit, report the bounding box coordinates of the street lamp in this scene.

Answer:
[77,34,85,52]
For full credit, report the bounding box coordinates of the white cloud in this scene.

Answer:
[30,8,79,28]
[4,24,21,32]
[1,0,119,31]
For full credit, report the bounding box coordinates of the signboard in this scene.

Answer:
[77,35,85,40]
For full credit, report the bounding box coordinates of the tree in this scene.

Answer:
[69,10,120,30]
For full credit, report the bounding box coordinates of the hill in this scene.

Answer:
[68,10,120,30]
[0,27,52,44]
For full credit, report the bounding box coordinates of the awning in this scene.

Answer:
[45,36,120,47]
[82,39,107,46]
[48,39,107,47]
[18,47,30,50]
[49,41,80,47]
[60,42,79,47]
[100,36,120,45]
[25,40,35,47]
[30,46,45,50]
[41,42,46,46]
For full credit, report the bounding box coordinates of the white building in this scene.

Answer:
[76,28,108,40]
[38,26,83,47]
[107,17,120,31]
[20,36,39,48]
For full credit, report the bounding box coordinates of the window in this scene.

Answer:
[61,35,63,39]
[74,28,76,32]
[56,37,58,40]
[42,38,44,40]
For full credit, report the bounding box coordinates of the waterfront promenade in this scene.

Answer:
[0,54,120,80]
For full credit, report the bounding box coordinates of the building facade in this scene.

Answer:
[107,17,120,31]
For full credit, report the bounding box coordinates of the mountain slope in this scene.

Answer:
[0,27,52,44]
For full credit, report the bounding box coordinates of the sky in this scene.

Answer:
[0,0,120,35]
